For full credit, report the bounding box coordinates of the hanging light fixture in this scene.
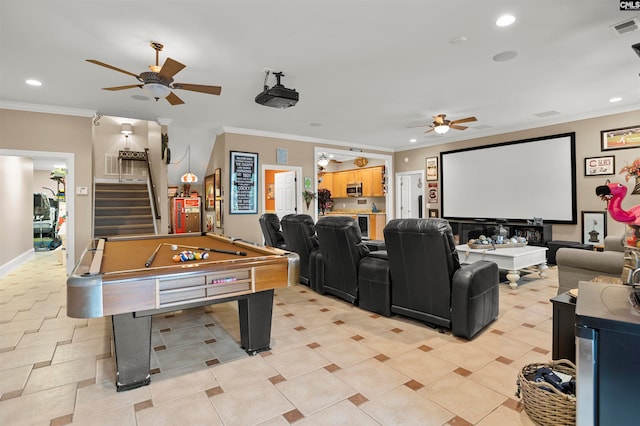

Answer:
[120,123,133,150]
[434,124,450,134]
[317,154,329,167]
[180,145,198,183]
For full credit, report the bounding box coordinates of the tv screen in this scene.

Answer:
[440,133,576,224]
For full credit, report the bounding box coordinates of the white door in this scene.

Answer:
[396,172,423,219]
[274,170,297,218]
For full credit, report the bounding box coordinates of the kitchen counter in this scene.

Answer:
[325,211,386,215]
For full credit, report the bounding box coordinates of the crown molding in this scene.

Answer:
[0,100,96,117]
[220,126,394,153]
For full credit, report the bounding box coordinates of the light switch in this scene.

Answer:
[76,186,88,195]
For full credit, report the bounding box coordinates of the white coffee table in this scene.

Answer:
[455,244,549,289]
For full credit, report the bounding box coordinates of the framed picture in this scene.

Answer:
[428,208,439,218]
[426,157,438,181]
[215,199,223,228]
[206,214,214,232]
[230,151,258,214]
[214,168,221,197]
[204,174,215,210]
[276,148,288,165]
[584,156,615,176]
[582,211,607,246]
[428,182,438,204]
[601,125,640,151]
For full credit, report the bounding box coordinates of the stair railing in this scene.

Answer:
[144,148,161,223]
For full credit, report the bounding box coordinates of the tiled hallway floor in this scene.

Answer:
[0,251,559,425]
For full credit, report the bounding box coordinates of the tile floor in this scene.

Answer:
[0,251,562,425]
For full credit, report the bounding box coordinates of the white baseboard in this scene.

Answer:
[0,248,35,278]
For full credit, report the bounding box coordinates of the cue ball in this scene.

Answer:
[170,244,178,251]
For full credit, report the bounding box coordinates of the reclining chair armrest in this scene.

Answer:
[556,248,624,295]
[604,235,625,253]
[451,260,500,339]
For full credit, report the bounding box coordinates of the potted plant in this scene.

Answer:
[302,190,317,209]
[318,188,333,215]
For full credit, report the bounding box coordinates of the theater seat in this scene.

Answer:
[281,214,319,286]
[258,213,286,249]
[384,218,499,339]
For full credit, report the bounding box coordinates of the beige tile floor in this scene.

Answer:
[0,251,563,425]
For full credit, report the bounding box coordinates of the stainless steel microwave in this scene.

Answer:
[346,183,362,197]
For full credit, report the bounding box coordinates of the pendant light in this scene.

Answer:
[180,145,198,183]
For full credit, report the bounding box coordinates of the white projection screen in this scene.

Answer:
[440,133,576,224]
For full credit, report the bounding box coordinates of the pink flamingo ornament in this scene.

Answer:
[596,180,640,225]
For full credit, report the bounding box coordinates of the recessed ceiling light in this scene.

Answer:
[409,138,417,143]
[496,14,516,27]
[609,97,622,103]
[26,79,42,86]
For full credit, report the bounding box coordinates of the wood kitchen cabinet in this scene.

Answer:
[360,166,384,197]
[331,171,348,198]
[318,172,332,192]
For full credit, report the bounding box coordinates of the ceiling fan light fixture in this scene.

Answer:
[144,82,171,99]
[317,154,329,167]
[434,124,450,134]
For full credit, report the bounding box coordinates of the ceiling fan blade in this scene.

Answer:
[424,127,435,133]
[433,114,445,124]
[407,123,429,128]
[451,116,477,125]
[450,124,468,130]
[86,59,139,78]
[158,58,186,80]
[166,91,185,105]
[102,84,143,91]
[173,83,222,95]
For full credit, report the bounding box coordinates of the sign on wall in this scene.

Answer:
[230,151,258,214]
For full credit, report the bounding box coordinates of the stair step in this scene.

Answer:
[95,198,151,207]
[96,183,147,191]
[94,224,155,237]
[94,215,154,226]
[95,206,151,216]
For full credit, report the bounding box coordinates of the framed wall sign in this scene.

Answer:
[428,208,439,218]
[214,168,221,197]
[584,156,615,176]
[428,182,438,204]
[230,151,258,214]
[601,125,640,151]
[426,157,438,181]
[204,174,215,210]
[215,199,223,228]
[582,210,607,246]
[276,148,288,165]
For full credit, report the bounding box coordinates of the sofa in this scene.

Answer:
[556,235,625,295]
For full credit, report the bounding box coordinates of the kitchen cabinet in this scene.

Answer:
[332,172,348,198]
[360,166,384,197]
[369,214,386,240]
[318,172,332,192]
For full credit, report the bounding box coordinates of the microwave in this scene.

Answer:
[346,183,362,197]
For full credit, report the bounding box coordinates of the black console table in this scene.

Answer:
[449,220,552,247]
[550,292,576,363]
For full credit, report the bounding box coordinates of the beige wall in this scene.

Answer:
[394,110,640,241]
[0,156,33,267]
[1,109,93,268]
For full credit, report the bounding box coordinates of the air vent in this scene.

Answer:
[611,17,640,35]
[534,110,561,118]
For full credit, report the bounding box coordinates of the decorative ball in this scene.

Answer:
[510,237,518,244]
[479,235,487,241]
[468,239,476,245]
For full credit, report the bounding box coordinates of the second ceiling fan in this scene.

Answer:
[412,114,477,134]
[86,42,222,105]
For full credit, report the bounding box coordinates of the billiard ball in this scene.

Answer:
[170,244,178,251]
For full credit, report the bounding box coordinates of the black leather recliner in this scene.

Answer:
[281,214,319,286]
[314,216,371,303]
[259,213,286,249]
[384,218,499,339]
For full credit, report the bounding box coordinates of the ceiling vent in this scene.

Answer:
[611,17,640,35]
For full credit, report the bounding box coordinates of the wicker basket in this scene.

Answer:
[516,359,576,425]
[467,242,527,249]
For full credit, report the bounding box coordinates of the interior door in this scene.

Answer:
[398,175,412,218]
[274,170,297,218]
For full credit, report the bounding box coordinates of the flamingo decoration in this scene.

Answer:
[596,180,640,226]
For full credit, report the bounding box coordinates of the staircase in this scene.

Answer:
[94,182,156,237]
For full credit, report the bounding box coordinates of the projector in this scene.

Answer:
[255,71,299,108]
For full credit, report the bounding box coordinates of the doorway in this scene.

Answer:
[0,149,75,275]
[396,170,425,219]
[261,164,302,220]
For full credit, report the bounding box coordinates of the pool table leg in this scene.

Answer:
[112,313,152,391]
[238,289,274,355]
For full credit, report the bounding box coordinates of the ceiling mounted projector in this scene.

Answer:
[255,71,299,108]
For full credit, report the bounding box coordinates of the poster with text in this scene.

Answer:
[230,151,258,214]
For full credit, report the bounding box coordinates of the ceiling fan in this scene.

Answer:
[410,114,477,134]
[86,42,221,105]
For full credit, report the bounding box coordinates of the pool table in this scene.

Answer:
[67,232,299,391]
